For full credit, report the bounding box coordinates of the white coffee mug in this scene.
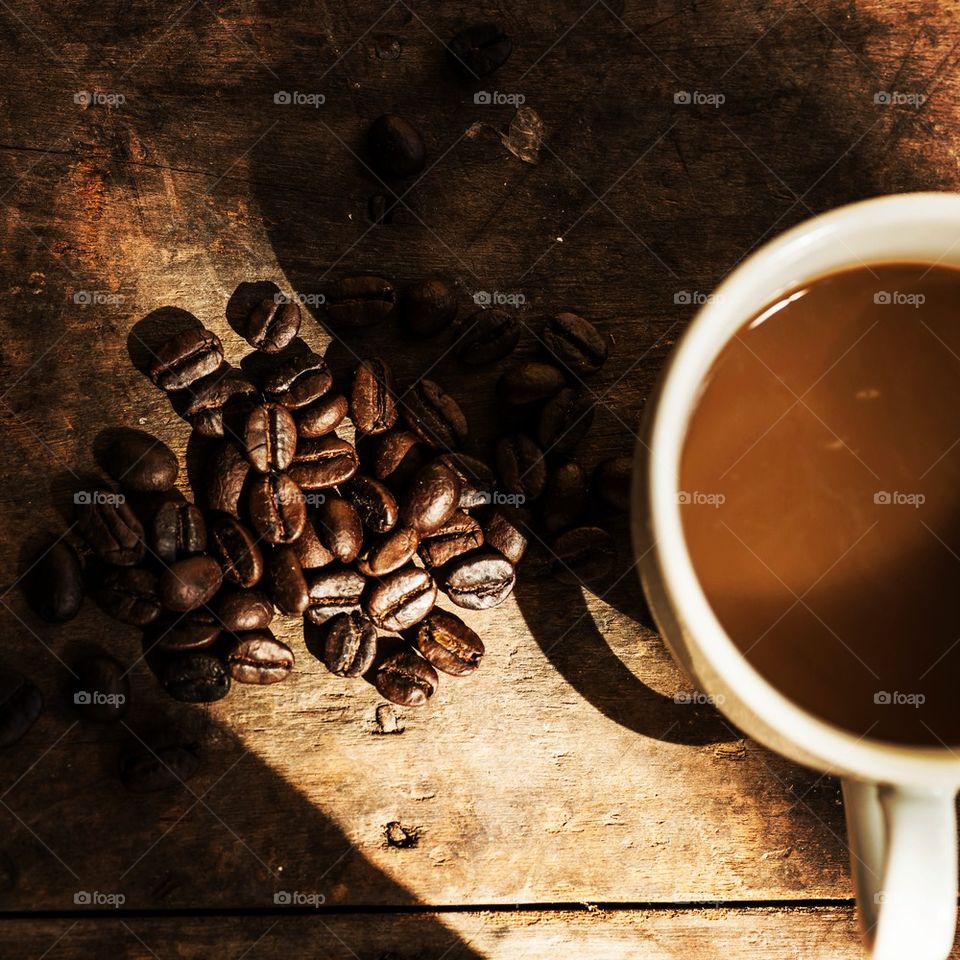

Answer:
[633,193,960,959]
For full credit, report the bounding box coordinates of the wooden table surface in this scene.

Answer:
[2,0,959,956]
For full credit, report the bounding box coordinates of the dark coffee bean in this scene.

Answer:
[542,312,609,375]
[455,309,520,365]
[401,379,468,450]
[541,460,589,534]
[288,436,359,490]
[356,527,420,577]
[181,369,257,438]
[318,611,378,677]
[104,431,178,492]
[343,475,398,534]
[244,403,298,473]
[407,608,483,676]
[316,496,363,563]
[447,22,512,77]
[495,434,546,501]
[245,296,301,353]
[325,275,396,328]
[550,526,615,584]
[499,361,566,405]
[442,552,515,610]
[293,515,336,570]
[23,539,83,622]
[351,358,398,435]
[226,631,294,684]
[401,460,462,534]
[594,455,632,512]
[120,732,200,793]
[367,430,425,487]
[71,654,130,722]
[483,508,529,565]
[438,452,495,509]
[375,650,437,707]
[537,388,595,455]
[266,546,309,615]
[161,652,231,703]
[151,499,207,564]
[208,515,264,588]
[0,672,43,747]
[97,567,161,626]
[160,555,223,612]
[76,492,145,566]
[149,328,223,391]
[418,511,483,568]
[151,612,220,652]
[367,114,426,179]
[248,473,307,545]
[399,277,458,337]
[206,442,250,518]
[365,566,437,631]
[263,351,333,409]
[305,567,367,625]
[297,393,348,438]
[212,589,274,632]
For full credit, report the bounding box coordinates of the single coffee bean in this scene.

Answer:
[160,555,223,612]
[293,514,336,570]
[542,312,609,375]
[103,431,178,492]
[375,650,438,707]
[316,496,363,563]
[151,611,220,652]
[594,455,631,512]
[407,608,483,676]
[266,546,309,615]
[319,611,378,677]
[71,654,130,722]
[550,526,615,584]
[297,393,348,438]
[149,328,223,391]
[325,275,396,328]
[447,22,512,77]
[367,114,426,179]
[455,309,520,365]
[356,526,420,577]
[343,475,398,534]
[537,388,595,455]
[438,452,495,509]
[499,361,566,405]
[263,351,333,409]
[161,652,231,703]
[401,379,468,450]
[97,567,161,626]
[245,296,301,353]
[495,434,546,501]
[399,277,458,337]
[243,403,298,473]
[288,436,359,490]
[305,567,367,625]
[0,672,43,747]
[206,442,250,518]
[212,589,274,632]
[23,539,83,622]
[483,507,529,565]
[442,552,516,610]
[248,473,307,545]
[367,429,425,487]
[351,358,398,435]
[181,368,257,438]
[225,631,294,684]
[120,733,200,793]
[208,514,264,588]
[365,565,437,631]
[76,492,145,566]
[151,498,207,564]
[418,511,483,568]
[540,460,589,534]
[400,460,462,534]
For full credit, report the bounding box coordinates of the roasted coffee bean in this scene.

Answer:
[418,511,483,568]
[316,496,363,563]
[23,539,83,622]
[325,275,396,328]
[212,589,273,632]
[245,296,301,353]
[225,631,293,684]
[367,430,425,487]
[367,114,426,179]
[550,526,615,584]
[71,654,130,722]
[0,672,43,747]
[495,434,546,501]
[447,22,512,77]
[160,555,223,612]
[97,567,161,626]
[356,527,420,577]
[208,515,264,588]
[401,379,468,450]
[343,475,398,534]
[594,455,632,512]
[375,650,437,707]
[483,508,529,565]
[151,498,206,563]
[455,309,520,365]
[161,652,230,703]
[120,733,200,793]
[399,277,458,337]
[401,460,462,534]
[266,546,309,615]
[541,460,589,534]
[365,565,437,631]
[351,358,398,435]
[104,431,178,492]
[442,552,515,610]
[206,442,250,517]
[438,452,495,509]
[263,351,333,409]
[151,611,220,652]
[297,393,348,438]
[248,473,307,545]
[293,514,336,570]
[288,436,359,489]
[407,608,483,676]
[318,611,378,677]
[542,312,609,375]
[243,403,298,473]
[499,361,566,405]
[149,328,223,391]
[76,492,145,566]
[538,388,595,455]
[181,369,257,438]
[305,567,367,625]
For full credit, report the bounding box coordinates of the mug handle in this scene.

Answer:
[842,778,957,959]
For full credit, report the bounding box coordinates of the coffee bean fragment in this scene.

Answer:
[499,362,566,405]
[365,566,437,631]
[542,312,609,375]
[266,546,309,615]
[151,498,206,564]
[447,23,512,77]
[401,460,462,534]
[288,436,359,490]
[76,492,145,566]
[23,539,83,622]
[226,632,294,684]
[495,434,546,501]
[351,358,398,436]
[399,277,458,337]
[120,733,200,793]
[594,456,632,512]
[375,651,438,707]
[206,442,250,518]
[401,379,468,450]
[541,460,589,534]
[0,672,43,747]
[245,297,301,353]
[97,567,162,626]
[297,393,348,438]
[407,608,483,676]
[418,511,483,568]
[305,567,367,625]
[161,652,230,703]
[160,555,223,612]
[263,351,333,409]
[483,508,529,565]
[442,552,516,610]
[104,431,178,492]
[213,589,274,632]
[325,275,396,328]
[316,496,363,563]
[343,475,399,534]
[319,612,378,678]
[71,654,130,722]
[248,473,307,545]
[149,328,223,391]
[208,515,264,588]
[455,309,520,365]
[244,403,298,473]
[538,388,595,455]
[367,114,426,179]
[550,526,615,584]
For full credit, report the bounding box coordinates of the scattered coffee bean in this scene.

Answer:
[455,309,520,365]
[401,379,468,449]
[541,460,589,534]
[499,361,566,405]
[151,498,207,564]
[447,23,512,77]
[319,611,378,678]
[266,546,309,615]
[538,388,595,455]
[97,567,161,626]
[483,508,529,565]
[181,368,257,438]
[76,492,145,566]
[245,297,301,353]
[0,672,43,747]
[550,526,615,584]
[71,654,130,722]
[293,515,336,570]
[365,565,437,631]
[594,455,631,512]
[325,275,396,328]
[244,403,298,473]
[213,589,274,632]
[356,526,420,577]
[401,459,462,533]
[351,358,398,435]
[407,608,483,675]
[399,277,458,337]
[442,552,516,610]
[226,632,294,684]
[288,436,359,490]
[418,511,483,568]
[23,539,83,622]
[305,567,367,625]
[542,312,609,375]
[263,351,333,409]
[375,650,438,707]
[149,328,223,391]
[367,114,426,179]
[160,555,223,612]
[438,452,495,509]
[495,434,546,500]
[209,514,264,588]
[366,430,425,489]
[151,611,220,652]
[297,393,348,438]
[120,733,200,793]
[161,652,231,703]
[343,475,398,534]
[316,496,363,563]
[104,431,178,492]
[206,442,250,518]
[248,473,307,545]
